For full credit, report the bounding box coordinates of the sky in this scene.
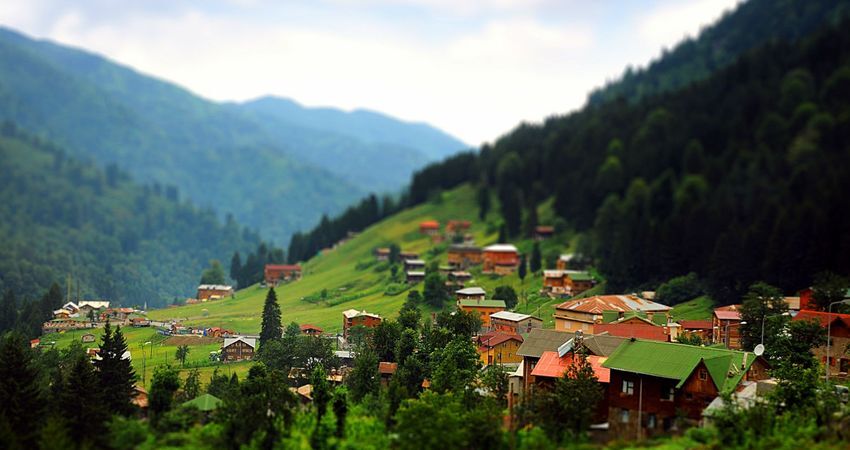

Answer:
[0,0,740,146]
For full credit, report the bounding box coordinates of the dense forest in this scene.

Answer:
[293,5,850,305]
[587,0,850,104]
[0,123,261,307]
[0,27,466,243]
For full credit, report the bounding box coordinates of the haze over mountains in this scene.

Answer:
[0,27,467,244]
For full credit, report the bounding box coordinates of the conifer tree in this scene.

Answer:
[61,350,108,446]
[0,333,44,448]
[518,254,527,282]
[95,322,137,416]
[259,288,282,350]
[332,387,348,438]
[230,251,242,286]
[0,290,17,333]
[530,242,542,273]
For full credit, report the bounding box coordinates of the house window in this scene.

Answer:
[698,369,708,381]
[622,380,634,395]
[647,414,657,429]
[662,386,675,401]
[620,409,630,423]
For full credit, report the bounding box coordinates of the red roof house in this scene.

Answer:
[419,220,440,235]
[593,322,669,341]
[264,264,302,285]
[300,324,324,335]
[531,351,610,383]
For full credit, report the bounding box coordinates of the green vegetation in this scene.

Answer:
[0,27,465,244]
[0,125,260,306]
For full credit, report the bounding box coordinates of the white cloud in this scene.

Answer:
[638,0,740,50]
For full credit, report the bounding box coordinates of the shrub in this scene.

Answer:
[656,272,703,305]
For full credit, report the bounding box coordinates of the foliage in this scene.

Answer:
[199,259,226,285]
[530,242,542,273]
[149,365,181,428]
[0,126,260,307]
[259,288,282,350]
[494,285,519,310]
[182,368,201,401]
[423,272,449,308]
[371,320,402,362]
[656,272,704,306]
[0,333,45,449]
[430,336,481,394]
[480,364,509,404]
[94,322,137,416]
[534,353,603,443]
[677,332,704,346]
[348,347,380,402]
[175,344,190,367]
[739,282,789,356]
[811,271,850,311]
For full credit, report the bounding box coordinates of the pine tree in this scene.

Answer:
[0,333,45,448]
[0,290,17,333]
[332,387,348,438]
[62,351,108,446]
[95,323,137,416]
[230,251,242,286]
[259,288,282,350]
[477,183,490,220]
[518,254,527,282]
[530,242,542,273]
[497,223,507,243]
[311,365,331,423]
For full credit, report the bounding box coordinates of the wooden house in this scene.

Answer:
[222,337,256,362]
[398,251,419,261]
[342,309,383,339]
[264,264,302,285]
[593,315,670,342]
[448,271,472,285]
[455,286,486,301]
[792,310,850,375]
[300,324,324,336]
[679,320,713,342]
[553,295,671,333]
[403,259,426,271]
[406,271,425,284]
[556,254,574,271]
[490,311,543,335]
[447,244,483,268]
[196,285,234,301]
[565,271,595,295]
[374,247,390,262]
[603,339,770,438]
[712,305,743,349]
[477,332,524,365]
[531,351,611,422]
[533,225,555,240]
[419,220,440,235]
[379,362,398,386]
[543,270,568,294]
[482,244,520,275]
[457,299,506,327]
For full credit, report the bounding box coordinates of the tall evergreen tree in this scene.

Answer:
[259,288,283,350]
[0,290,17,333]
[476,183,490,220]
[94,322,137,416]
[0,333,44,449]
[61,350,108,446]
[530,242,542,273]
[518,254,527,282]
[230,251,242,285]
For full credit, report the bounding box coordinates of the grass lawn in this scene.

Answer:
[670,295,716,321]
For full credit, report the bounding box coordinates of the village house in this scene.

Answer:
[455,286,486,301]
[792,310,850,375]
[477,331,524,365]
[105,307,135,322]
[543,270,568,295]
[61,301,80,315]
[30,339,40,348]
[565,271,596,296]
[42,317,94,333]
[222,336,256,362]
[78,300,110,317]
[196,285,234,302]
[490,311,543,335]
[342,309,383,339]
[457,299,506,327]
[603,339,770,438]
[482,244,520,275]
[81,333,96,343]
[447,244,483,268]
[264,264,302,285]
[556,253,574,271]
[379,362,398,386]
[553,295,672,333]
[419,220,440,236]
[374,247,390,262]
[398,251,419,261]
[533,225,555,240]
[712,305,744,349]
[593,315,671,342]
[516,329,573,395]
[52,308,72,319]
[300,324,324,336]
[403,259,426,272]
[131,317,151,327]
[530,350,611,422]
[406,270,425,284]
[446,220,471,235]
[448,271,472,285]
[679,320,714,342]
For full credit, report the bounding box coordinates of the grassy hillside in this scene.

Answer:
[147,184,575,333]
[670,296,716,321]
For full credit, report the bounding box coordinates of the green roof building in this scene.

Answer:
[182,393,222,412]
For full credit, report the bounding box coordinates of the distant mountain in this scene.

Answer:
[0,27,467,243]
[0,123,261,307]
[241,96,467,161]
[588,0,850,105]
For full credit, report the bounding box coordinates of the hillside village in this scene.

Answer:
[27,184,850,445]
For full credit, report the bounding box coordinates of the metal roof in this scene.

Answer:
[223,336,256,349]
[517,329,573,358]
[456,287,486,295]
[483,244,519,253]
[458,299,506,309]
[490,311,540,322]
[555,295,670,314]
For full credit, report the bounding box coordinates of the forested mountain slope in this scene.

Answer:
[0,27,466,243]
[0,124,261,307]
[326,13,850,306]
[588,0,850,105]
